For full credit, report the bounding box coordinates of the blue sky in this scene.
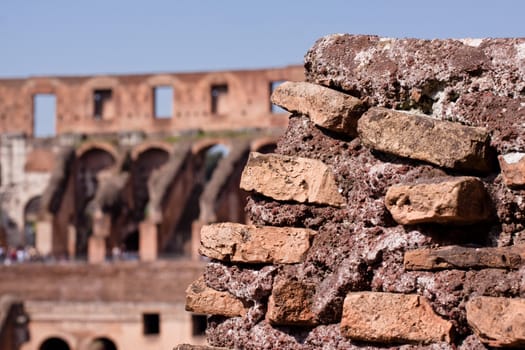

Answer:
[1,0,524,78]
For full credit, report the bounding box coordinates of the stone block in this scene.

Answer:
[466,296,525,347]
[404,245,522,270]
[185,277,246,318]
[270,81,366,135]
[199,223,315,264]
[499,153,525,188]
[385,176,492,225]
[240,152,345,207]
[266,276,317,326]
[358,108,493,172]
[341,292,452,344]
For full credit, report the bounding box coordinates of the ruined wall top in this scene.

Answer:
[0,65,303,137]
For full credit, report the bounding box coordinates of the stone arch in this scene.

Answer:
[75,144,118,254]
[76,141,119,163]
[86,336,118,350]
[251,136,279,154]
[39,336,72,350]
[191,138,232,156]
[131,141,173,161]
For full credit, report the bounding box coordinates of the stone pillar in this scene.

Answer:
[67,225,76,259]
[139,220,158,262]
[35,220,52,257]
[88,236,106,263]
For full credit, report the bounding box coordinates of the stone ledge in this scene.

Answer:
[466,296,525,347]
[199,223,315,264]
[385,176,492,225]
[240,152,345,207]
[358,107,493,173]
[341,292,452,344]
[404,245,522,270]
[185,277,247,318]
[271,81,366,135]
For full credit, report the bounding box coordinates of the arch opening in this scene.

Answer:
[88,337,117,350]
[39,337,70,350]
[75,147,116,255]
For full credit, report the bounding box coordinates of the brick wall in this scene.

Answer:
[181,35,525,349]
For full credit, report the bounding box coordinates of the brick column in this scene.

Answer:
[88,236,106,263]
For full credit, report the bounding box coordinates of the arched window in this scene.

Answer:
[88,337,117,350]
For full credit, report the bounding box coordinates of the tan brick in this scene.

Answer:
[405,245,522,270]
[466,296,525,347]
[266,276,317,326]
[240,152,345,207]
[185,277,247,318]
[385,177,492,225]
[199,223,315,264]
[270,81,366,135]
[357,107,493,172]
[341,292,452,344]
[499,153,525,188]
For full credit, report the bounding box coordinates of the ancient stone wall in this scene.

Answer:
[183,35,525,349]
[0,66,303,136]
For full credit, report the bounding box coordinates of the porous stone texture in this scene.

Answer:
[240,152,345,207]
[466,296,525,347]
[385,177,492,225]
[197,34,525,350]
[199,223,315,264]
[341,292,453,344]
[404,245,523,270]
[358,108,493,172]
[499,153,525,188]
[305,34,525,153]
[271,81,366,135]
[185,277,247,318]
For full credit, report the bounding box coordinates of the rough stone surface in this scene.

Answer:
[305,34,525,153]
[385,177,492,225]
[405,245,523,270]
[341,292,453,344]
[240,152,345,207]
[266,273,318,326]
[199,223,315,264]
[466,296,525,347]
[270,81,366,135]
[174,345,228,350]
[499,153,525,188]
[185,277,247,318]
[358,108,493,172]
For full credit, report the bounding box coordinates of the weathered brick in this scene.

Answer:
[466,296,525,347]
[385,176,492,225]
[266,275,317,326]
[404,245,522,271]
[270,81,366,135]
[199,223,315,264]
[185,277,247,318]
[240,152,345,207]
[499,153,525,188]
[341,292,452,344]
[358,108,493,172]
